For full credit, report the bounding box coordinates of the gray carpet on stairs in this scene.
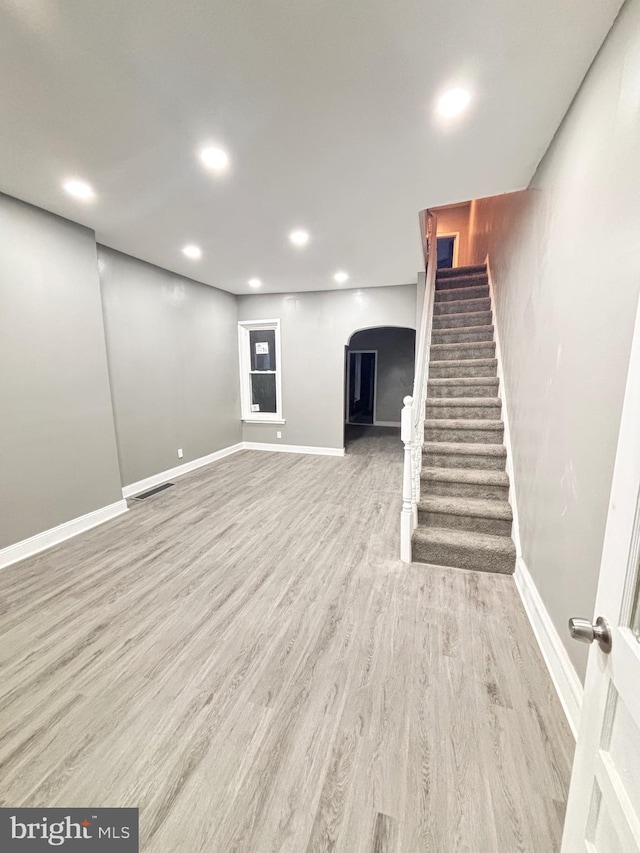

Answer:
[412,264,516,574]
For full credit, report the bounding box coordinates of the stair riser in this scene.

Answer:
[418,509,512,536]
[430,343,495,361]
[412,537,515,574]
[433,311,492,329]
[434,298,491,316]
[424,480,510,501]
[436,275,488,291]
[435,285,489,303]
[432,327,494,344]
[427,383,499,398]
[429,361,497,379]
[425,425,504,444]
[426,404,502,420]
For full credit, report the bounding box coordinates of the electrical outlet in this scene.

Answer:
[177,448,183,459]
[276,431,282,439]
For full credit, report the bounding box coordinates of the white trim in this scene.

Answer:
[486,254,582,738]
[514,558,583,739]
[242,441,345,457]
[0,500,128,570]
[122,442,244,498]
[242,418,286,425]
[374,420,401,427]
[238,318,283,422]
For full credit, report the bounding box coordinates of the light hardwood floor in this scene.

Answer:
[0,427,573,851]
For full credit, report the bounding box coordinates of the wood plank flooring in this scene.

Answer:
[0,427,574,851]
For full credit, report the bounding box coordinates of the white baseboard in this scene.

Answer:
[485,255,524,566]
[373,420,401,428]
[242,441,345,457]
[514,557,583,739]
[123,441,344,500]
[0,437,341,571]
[0,500,128,570]
[486,255,582,738]
[122,442,244,498]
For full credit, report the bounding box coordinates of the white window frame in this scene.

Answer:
[238,319,284,424]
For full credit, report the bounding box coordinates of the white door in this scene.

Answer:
[562,298,640,852]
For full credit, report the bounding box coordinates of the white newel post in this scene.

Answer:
[400,395,414,563]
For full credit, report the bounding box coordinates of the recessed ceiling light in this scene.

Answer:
[334,271,349,284]
[436,88,472,118]
[63,179,94,200]
[182,244,202,260]
[289,229,310,247]
[200,146,230,172]
[248,278,262,288]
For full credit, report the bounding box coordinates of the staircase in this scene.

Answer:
[411,264,516,574]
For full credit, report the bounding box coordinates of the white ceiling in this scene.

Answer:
[0,0,623,294]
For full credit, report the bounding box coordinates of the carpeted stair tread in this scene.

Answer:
[426,399,501,420]
[412,527,516,574]
[422,442,508,471]
[421,467,509,486]
[419,495,513,521]
[428,376,499,386]
[432,325,494,344]
[423,441,507,458]
[430,340,496,360]
[433,297,491,315]
[432,310,493,329]
[435,284,489,302]
[418,494,513,536]
[429,365,497,381]
[424,421,504,446]
[428,387,499,398]
[436,275,488,291]
[436,264,487,279]
[427,396,500,406]
[417,526,515,553]
[433,325,495,337]
[429,357,498,369]
[431,339,495,352]
[424,417,503,430]
[427,401,501,420]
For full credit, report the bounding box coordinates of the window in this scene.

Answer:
[238,319,283,422]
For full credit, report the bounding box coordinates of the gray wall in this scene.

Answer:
[0,194,123,548]
[98,247,241,487]
[468,0,640,681]
[238,285,416,448]
[347,327,415,424]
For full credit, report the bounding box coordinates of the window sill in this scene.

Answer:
[242,418,286,425]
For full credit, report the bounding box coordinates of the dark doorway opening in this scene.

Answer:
[437,235,457,269]
[347,351,376,424]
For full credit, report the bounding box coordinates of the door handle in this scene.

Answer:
[568,616,612,654]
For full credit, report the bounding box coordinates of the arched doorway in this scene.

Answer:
[344,326,415,447]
